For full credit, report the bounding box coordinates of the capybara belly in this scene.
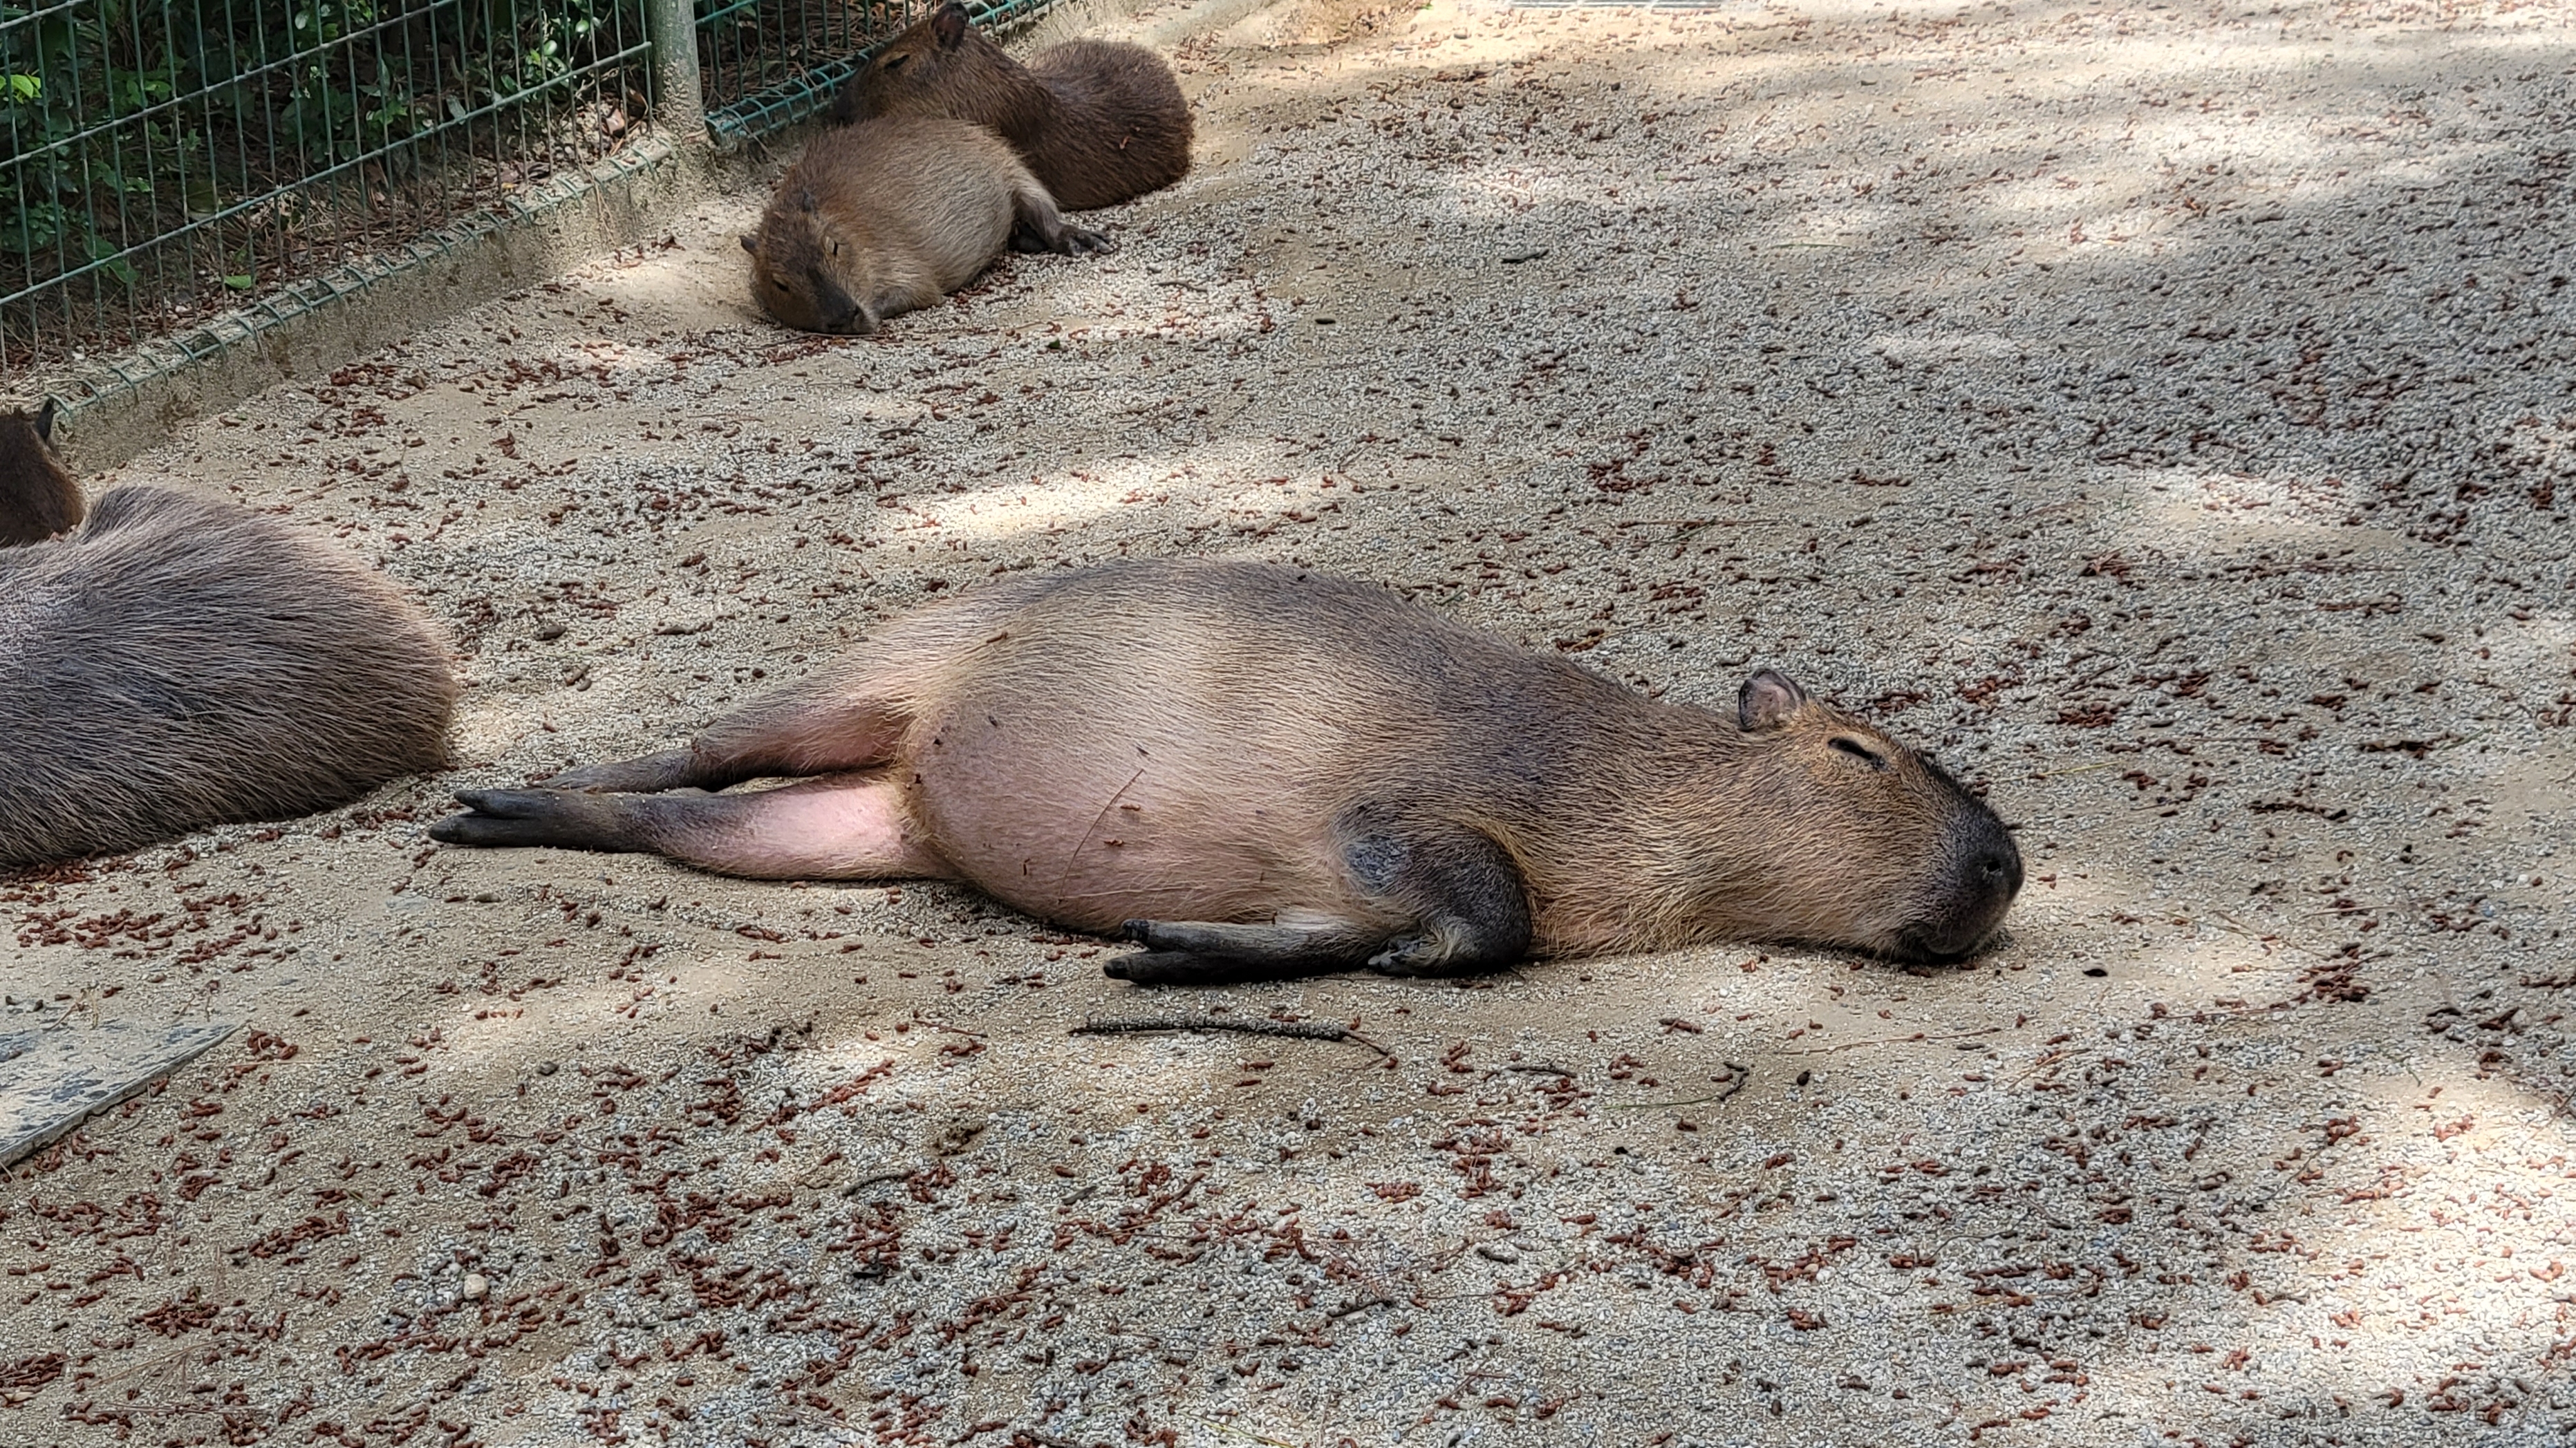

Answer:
[902,688,1359,933]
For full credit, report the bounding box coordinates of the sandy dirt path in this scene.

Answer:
[5,0,2574,1442]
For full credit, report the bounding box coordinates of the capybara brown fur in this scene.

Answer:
[431,561,2022,982]
[744,115,1112,335]
[0,402,83,546]
[830,3,1192,211]
[0,486,459,866]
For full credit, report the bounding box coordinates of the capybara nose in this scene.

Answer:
[1978,844,2023,894]
[1907,814,2022,959]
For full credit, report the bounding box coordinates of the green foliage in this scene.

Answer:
[1,0,645,295]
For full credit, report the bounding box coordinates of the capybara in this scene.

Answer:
[744,115,1112,335]
[0,402,82,545]
[0,485,459,866]
[830,3,1192,211]
[431,561,2022,982]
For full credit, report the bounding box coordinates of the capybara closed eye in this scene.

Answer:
[831,3,1191,211]
[745,115,1111,335]
[0,486,458,865]
[432,561,2020,983]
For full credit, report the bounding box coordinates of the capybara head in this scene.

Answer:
[1727,668,2022,961]
[0,400,82,547]
[835,3,996,125]
[743,189,875,335]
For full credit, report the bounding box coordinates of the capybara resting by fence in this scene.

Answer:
[745,115,1112,335]
[0,403,83,545]
[0,483,459,866]
[830,3,1192,211]
[431,561,2022,981]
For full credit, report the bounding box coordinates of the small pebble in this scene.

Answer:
[461,1272,488,1301]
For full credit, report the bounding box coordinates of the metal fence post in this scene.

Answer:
[645,0,707,149]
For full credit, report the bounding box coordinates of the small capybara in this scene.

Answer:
[831,3,1191,211]
[0,482,459,867]
[0,402,83,545]
[744,115,1112,335]
[431,561,2022,982]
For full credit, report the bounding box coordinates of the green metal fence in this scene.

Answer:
[0,0,1056,394]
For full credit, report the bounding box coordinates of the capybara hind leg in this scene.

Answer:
[542,749,704,793]
[430,789,641,852]
[438,773,940,881]
[1007,178,1115,258]
[548,677,915,793]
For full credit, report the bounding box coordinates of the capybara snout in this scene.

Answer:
[1901,802,2022,959]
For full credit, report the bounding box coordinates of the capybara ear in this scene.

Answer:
[35,398,55,444]
[740,234,758,254]
[1737,669,1810,732]
[931,2,968,48]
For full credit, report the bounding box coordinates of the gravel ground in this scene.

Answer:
[6,0,2575,1443]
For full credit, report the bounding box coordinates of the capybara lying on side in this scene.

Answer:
[831,3,1192,211]
[0,402,83,545]
[0,476,459,866]
[431,561,2022,982]
[744,114,1112,335]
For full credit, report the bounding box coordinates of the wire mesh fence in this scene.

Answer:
[0,0,1058,395]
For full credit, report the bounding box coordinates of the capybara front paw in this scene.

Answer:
[1101,950,1209,984]
[1059,226,1117,258]
[1365,935,1444,977]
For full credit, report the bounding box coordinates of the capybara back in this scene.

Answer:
[0,487,458,865]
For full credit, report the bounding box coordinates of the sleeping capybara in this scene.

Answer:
[830,3,1191,211]
[744,114,1111,335]
[431,561,2021,982]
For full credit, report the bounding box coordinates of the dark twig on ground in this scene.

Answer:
[1072,1016,1394,1060]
